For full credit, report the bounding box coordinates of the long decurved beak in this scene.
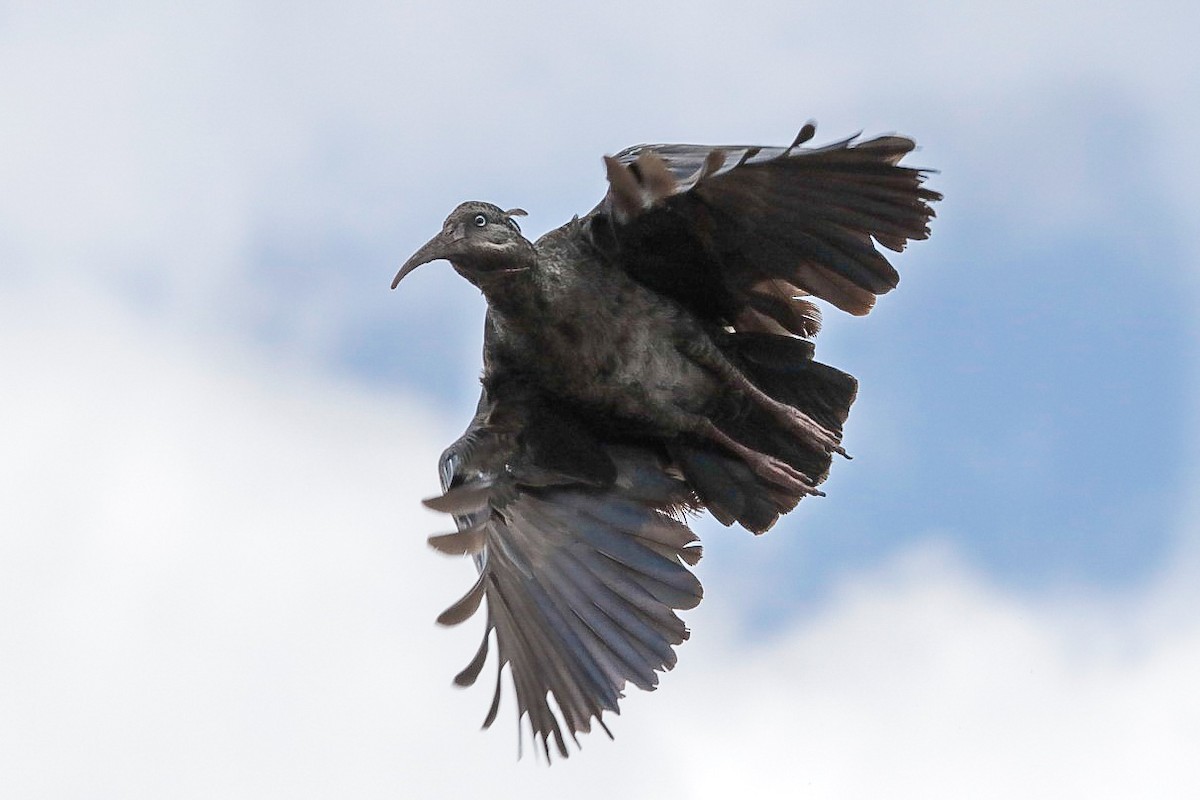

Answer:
[391,230,457,290]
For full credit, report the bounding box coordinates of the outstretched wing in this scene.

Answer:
[585,122,941,331]
[425,383,702,760]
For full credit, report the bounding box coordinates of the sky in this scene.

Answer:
[1,1,1198,796]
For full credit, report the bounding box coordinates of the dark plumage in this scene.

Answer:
[391,121,940,759]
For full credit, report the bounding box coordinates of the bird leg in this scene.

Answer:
[629,389,821,497]
[696,418,824,497]
[679,340,847,457]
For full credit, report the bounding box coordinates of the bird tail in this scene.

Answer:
[673,332,857,533]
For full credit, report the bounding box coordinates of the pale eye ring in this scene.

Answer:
[473,214,487,227]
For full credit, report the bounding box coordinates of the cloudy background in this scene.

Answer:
[2,1,1197,796]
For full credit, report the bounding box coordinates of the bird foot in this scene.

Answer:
[746,452,825,497]
[698,419,825,498]
[776,406,846,457]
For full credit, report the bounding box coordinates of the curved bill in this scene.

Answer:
[391,230,455,289]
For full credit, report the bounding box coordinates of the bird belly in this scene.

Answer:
[527,293,717,424]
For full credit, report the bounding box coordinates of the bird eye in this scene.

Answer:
[473,214,487,227]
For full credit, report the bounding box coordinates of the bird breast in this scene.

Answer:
[498,262,718,421]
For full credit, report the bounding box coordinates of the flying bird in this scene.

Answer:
[392,121,940,759]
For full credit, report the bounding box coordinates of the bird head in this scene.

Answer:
[392,202,532,290]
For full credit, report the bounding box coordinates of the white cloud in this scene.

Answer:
[2,290,1198,797]
[660,544,1200,798]
[4,0,1195,319]
[3,1,1199,796]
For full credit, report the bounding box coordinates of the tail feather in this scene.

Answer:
[670,444,784,533]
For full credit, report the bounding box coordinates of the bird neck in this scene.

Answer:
[453,246,540,317]
[477,267,541,321]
